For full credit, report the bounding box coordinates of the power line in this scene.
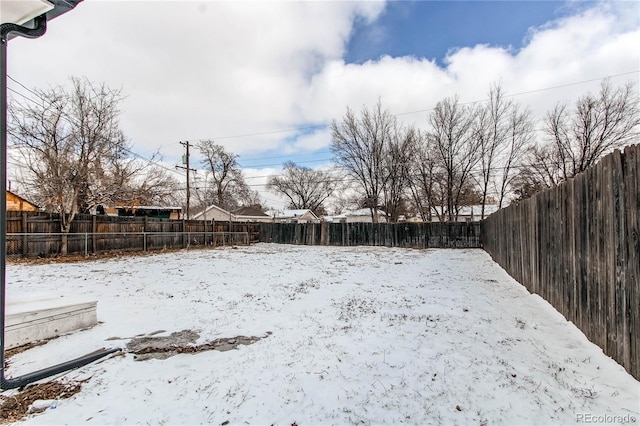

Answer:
[6,69,637,182]
[194,69,639,140]
[240,157,333,169]
[7,75,43,100]
[394,70,640,116]
[6,77,185,177]
[239,150,332,162]
[7,87,40,106]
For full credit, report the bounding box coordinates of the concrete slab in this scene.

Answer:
[5,297,97,349]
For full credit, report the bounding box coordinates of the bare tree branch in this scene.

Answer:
[266,161,337,215]
[9,77,131,254]
[331,100,395,222]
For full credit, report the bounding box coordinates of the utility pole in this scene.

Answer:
[176,141,196,219]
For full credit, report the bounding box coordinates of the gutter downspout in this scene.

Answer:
[1,15,120,391]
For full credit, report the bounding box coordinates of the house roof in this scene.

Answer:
[344,208,386,217]
[6,190,40,209]
[232,206,268,217]
[192,204,234,220]
[268,209,319,220]
[321,214,347,222]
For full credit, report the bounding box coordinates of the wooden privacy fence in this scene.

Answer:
[481,144,639,380]
[5,213,260,257]
[259,221,481,248]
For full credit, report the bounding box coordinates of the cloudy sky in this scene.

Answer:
[6,0,640,209]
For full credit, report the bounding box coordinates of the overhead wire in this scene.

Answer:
[6,79,185,177]
[191,69,639,139]
[6,70,638,203]
[8,69,636,172]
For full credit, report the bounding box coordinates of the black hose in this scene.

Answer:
[1,347,122,390]
[1,11,119,393]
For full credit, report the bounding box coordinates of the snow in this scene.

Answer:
[3,244,639,425]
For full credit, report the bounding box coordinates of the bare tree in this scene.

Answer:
[328,195,357,216]
[84,143,182,209]
[427,96,480,222]
[331,100,394,223]
[197,140,253,210]
[112,163,182,207]
[9,77,129,254]
[510,164,549,201]
[514,142,563,194]
[474,84,509,217]
[472,83,535,216]
[494,103,534,208]
[382,125,418,222]
[544,80,639,180]
[512,80,639,201]
[266,161,337,215]
[408,133,442,222]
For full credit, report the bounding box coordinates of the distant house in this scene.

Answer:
[457,204,500,221]
[430,204,500,222]
[322,209,388,223]
[405,215,425,223]
[232,206,272,223]
[191,204,235,222]
[322,213,347,223]
[5,190,39,212]
[268,209,320,223]
[191,205,272,222]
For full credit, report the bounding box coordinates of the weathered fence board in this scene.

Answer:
[481,144,639,380]
[259,221,481,248]
[5,213,259,257]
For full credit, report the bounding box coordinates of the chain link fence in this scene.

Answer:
[6,231,250,257]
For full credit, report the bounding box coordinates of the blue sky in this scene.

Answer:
[6,0,640,209]
[345,1,571,65]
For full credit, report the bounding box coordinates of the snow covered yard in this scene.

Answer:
[3,243,639,425]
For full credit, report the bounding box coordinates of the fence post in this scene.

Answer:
[91,215,97,254]
[84,233,88,256]
[143,232,147,251]
[21,212,27,257]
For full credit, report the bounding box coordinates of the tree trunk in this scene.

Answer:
[60,233,68,256]
[59,212,75,256]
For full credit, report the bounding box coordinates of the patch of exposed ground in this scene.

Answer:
[0,380,83,424]
[126,330,270,361]
[3,339,55,370]
[6,245,242,265]
[0,329,263,422]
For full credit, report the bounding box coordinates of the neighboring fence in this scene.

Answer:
[259,221,481,248]
[6,232,250,257]
[4,213,480,254]
[481,145,639,380]
[5,213,260,257]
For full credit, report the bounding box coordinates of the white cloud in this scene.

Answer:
[6,0,638,204]
[300,1,639,132]
[8,1,385,160]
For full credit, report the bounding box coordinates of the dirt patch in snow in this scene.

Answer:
[6,245,239,265]
[3,339,57,370]
[126,330,270,361]
[0,381,82,424]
